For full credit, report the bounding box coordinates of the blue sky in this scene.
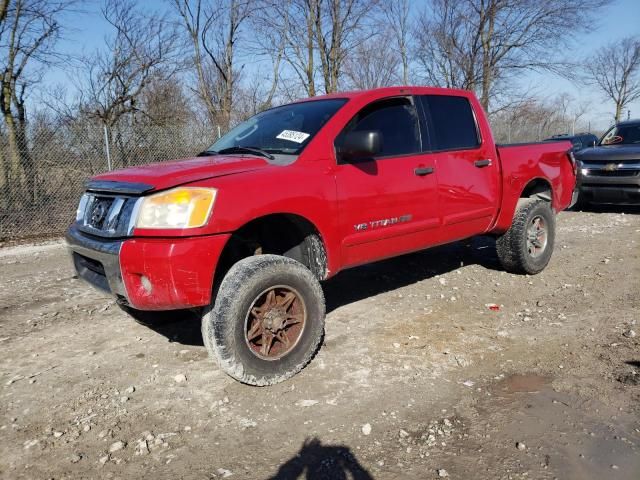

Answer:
[46,0,640,131]
[521,0,640,130]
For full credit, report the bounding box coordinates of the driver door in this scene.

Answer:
[334,96,441,268]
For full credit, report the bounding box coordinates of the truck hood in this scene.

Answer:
[91,155,270,192]
[576,145,640,162]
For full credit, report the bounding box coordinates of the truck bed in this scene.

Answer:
[491,140,575,233]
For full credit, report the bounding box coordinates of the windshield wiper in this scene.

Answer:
[216,146,275,160]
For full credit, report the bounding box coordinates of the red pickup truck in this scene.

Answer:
[67,87,577,385]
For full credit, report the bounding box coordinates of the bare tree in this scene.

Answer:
[415,0,610,112]
[171,0,253,131]
[414,0,478,91]
[242,0,287,111]
[343,31,399,89]
[583,36,640,123]
[75,0,180,166]
[260,0,320,98]
[78,0,180,127]
[0,0,74,203]
[381,0,410,85]
[490,94,592,143]
[140,76,194,127]
[255,0,377,98]
[569,100,590,135]
[313,0,374,94]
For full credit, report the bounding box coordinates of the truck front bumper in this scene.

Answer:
[66,225,230,310]
[578,163,640,205]
[580,184,640,205]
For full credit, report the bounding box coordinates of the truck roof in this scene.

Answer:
[293,86,475,103]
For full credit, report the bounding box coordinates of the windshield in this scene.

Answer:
[205,98,348,159]
[599,123,640,146]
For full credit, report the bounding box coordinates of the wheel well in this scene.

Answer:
[520,179,552,203]
[215,214,328,286]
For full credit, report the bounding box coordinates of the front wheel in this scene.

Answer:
[202,255,325,386]
[496,198,556,274]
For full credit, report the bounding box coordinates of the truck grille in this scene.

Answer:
[583,169,639,177]
[581,160,640,179]
[77,193,140,237]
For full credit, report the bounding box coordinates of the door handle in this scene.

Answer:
[474,159,492,167]
[414,167,435,176]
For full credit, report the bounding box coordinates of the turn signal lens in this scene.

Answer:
[135,187,217,229]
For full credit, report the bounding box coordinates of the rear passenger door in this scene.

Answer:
[418,94,499,239]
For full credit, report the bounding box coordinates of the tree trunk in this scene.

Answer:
[3,112,23,206]
[479,0,496,112]
[0,134,10,210]
[401,44,409,85]
[16,124,34,205]
[15,97,36,204]
[615,101,623,123]
[306,4,316,97]
[313,1,333,94]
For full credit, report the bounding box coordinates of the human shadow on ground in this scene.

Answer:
[266,438,373,480]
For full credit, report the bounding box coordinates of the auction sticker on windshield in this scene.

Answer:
[276,130,310,143]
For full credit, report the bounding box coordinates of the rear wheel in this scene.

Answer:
[496,199,555,274]
[202,255,325,386]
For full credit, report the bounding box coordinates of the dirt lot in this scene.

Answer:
[0,207,639,480]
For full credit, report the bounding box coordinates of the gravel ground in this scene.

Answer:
[0,207,639,480]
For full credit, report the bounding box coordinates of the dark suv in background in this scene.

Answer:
[544,133,598,152]
[574,119,640,205]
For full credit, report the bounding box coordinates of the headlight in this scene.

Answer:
[135,187,217,229]
[76,193,90,221]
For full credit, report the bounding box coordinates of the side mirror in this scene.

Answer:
[337,131,382,162]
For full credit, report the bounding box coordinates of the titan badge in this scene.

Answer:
[354,214,413,231]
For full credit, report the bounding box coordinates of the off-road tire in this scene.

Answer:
[202,255,325,386]
[496,198,555,274]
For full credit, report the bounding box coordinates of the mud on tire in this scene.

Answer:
[496,198,556,275]
[202,255,325,386]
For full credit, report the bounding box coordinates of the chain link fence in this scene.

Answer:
[0,122,217,242]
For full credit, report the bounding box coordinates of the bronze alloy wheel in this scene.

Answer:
[526,215,548,258]
[203,254,325,385]
[244,285,307,361]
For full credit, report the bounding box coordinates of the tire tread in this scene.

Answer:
[496,198,555,275]
[202,255,325,386]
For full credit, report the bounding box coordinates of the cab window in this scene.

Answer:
[419,95,480,151]
[336,97,421,158]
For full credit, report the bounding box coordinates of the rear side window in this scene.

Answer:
[336,97,421,158]
[420,95,480,151]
